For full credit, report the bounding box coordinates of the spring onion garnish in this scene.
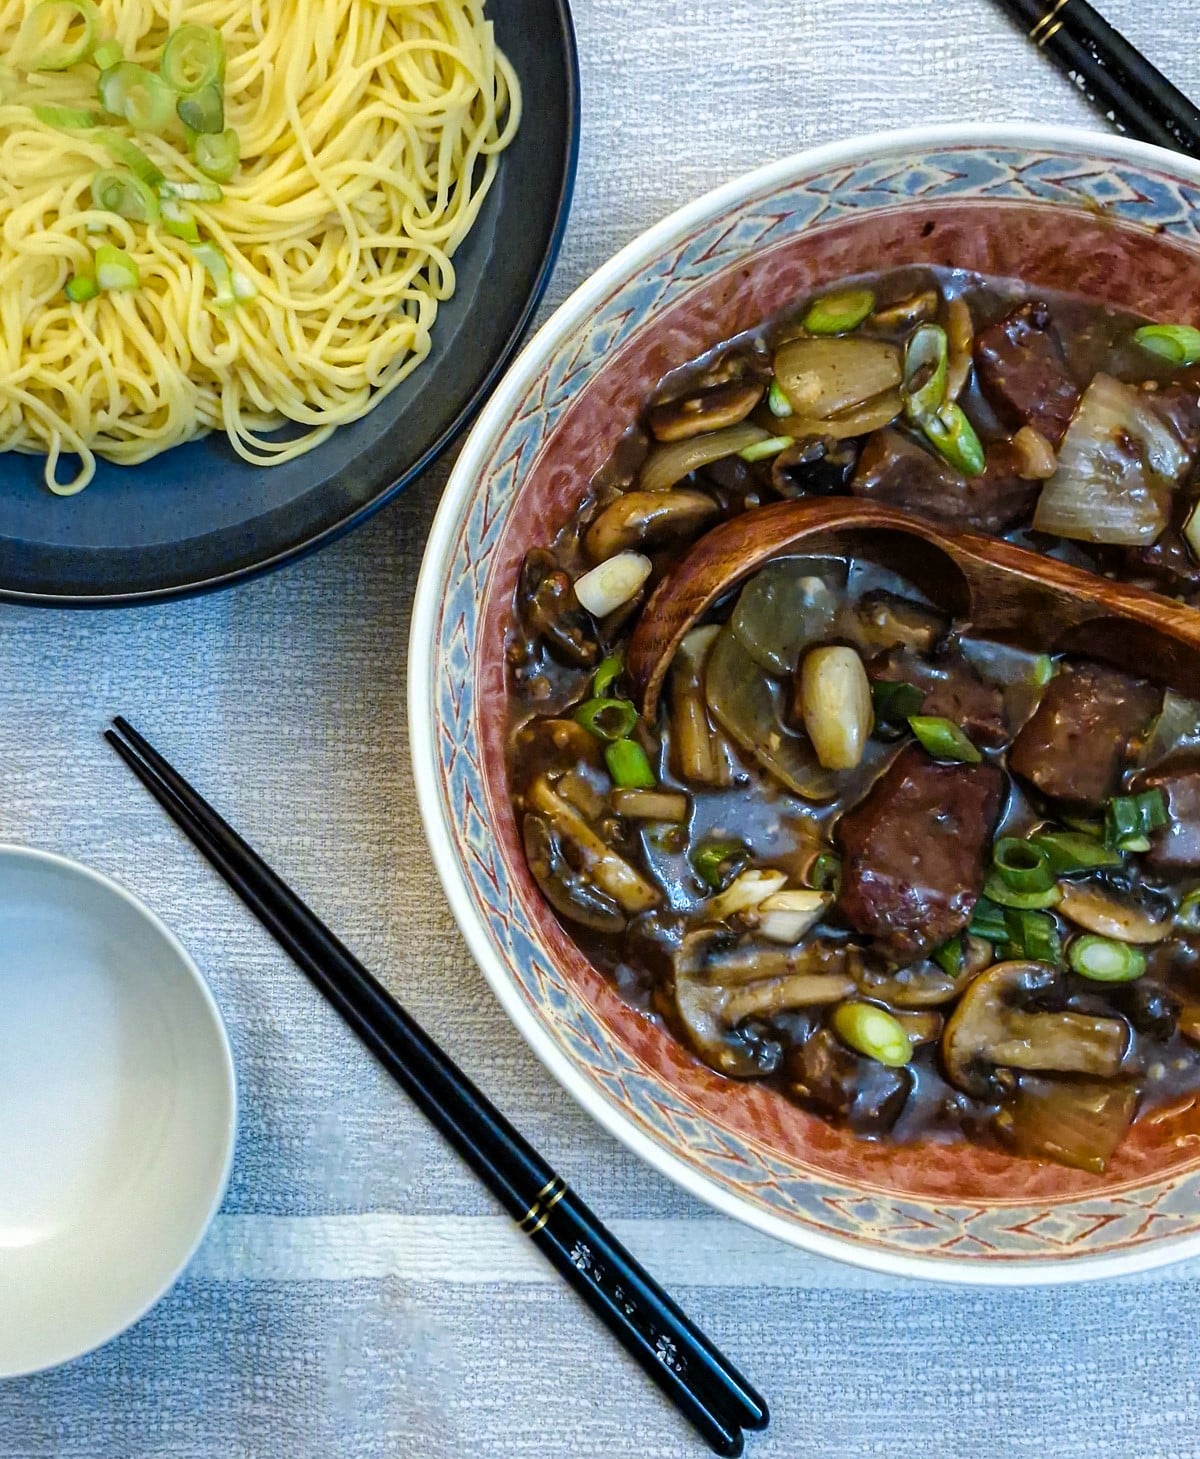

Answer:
[18,0,99,71]
[160,196,199,241]
[802,288,875,337]
[91,38,121,70]
[191,241,235,306]
[831,1001,912,1067]
[98,61,175,132]
[1030,654,1054,687]
[161,178,223,203]
[605,738,656,790]
[1104,788,1168,850]
[99,131,164,189]
[65,272,99,302]
[161,24,225,94]
[968,894,1008,943]
[194,127,239,183]
[1068,934,1147,983]
[871,678,925,728]
[738,434,793,463]
[1005,908,1062,965]
[766,379,792,418]
[1178,887,1200,930]
[932,935,964,977]
[92,167,160,223]
[690,839,749,891]
[592,654,623,699]
[573,696,638,742]
[94,243,139,291]
[1132,324,1200,367]
[902,322,948,424]
[1030,830,1122,876]
[921,400,986,477]
[908,714,981,764]
[177,81,224,135]
[992,837,1055,894]
[33,103,100,129]
[982,872,1062,911]
[807,851,842,894]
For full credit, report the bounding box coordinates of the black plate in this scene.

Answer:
[0,0,579,605]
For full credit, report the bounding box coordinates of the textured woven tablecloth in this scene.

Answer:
[6,3,1200,1456]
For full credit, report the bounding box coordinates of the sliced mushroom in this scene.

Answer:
[841,589,948,656]
[518,549,599,668]
[648,379,766,442]
[584,489,720,563]
[706,868,788,923]
[769,435,859,498]
[942,961,1129,1098]
[673,930,856,1077]
[523,813,626,933]
[1058,880,1173,944]
[894,1010,944,1048]
[869,289,939,331]
[527,777,659,915]
[857,936,992,1007]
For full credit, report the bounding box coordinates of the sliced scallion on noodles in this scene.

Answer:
[94,244,139,291]
[177,82,224,135]
[160,197,200,242]
[161,26,225,94]
[65,273,99,303]
[98,132,164,189]
[161,178,223,203]
[193,128,239,182]
[92,167,160,223]
[91,38,121,71]
[33,103,100,128]
[98,61,175,131]
[191,242,235,306]
[17,0,99,71]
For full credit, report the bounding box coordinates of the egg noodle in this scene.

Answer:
[0,0,520,493]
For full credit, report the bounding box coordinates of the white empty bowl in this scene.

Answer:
[0,846,236,1377]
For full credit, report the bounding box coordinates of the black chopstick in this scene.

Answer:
[106,718,769,1456]
[993,0,1200,158]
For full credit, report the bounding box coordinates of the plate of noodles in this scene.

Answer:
[0,0,578,602]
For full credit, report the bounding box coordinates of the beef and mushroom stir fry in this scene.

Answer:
[505,269,1200,1173]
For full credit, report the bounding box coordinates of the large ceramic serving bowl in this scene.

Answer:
[411,124,1200,1283]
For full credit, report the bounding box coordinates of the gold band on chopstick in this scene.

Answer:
[1030,0,1070,44]
[517,1176,567,1235]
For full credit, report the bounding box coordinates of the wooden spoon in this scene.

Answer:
[626,498,1200,719]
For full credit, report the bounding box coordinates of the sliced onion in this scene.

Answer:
[1139,689,1200,768]
[996,1075,1136,1174]
[755,889,831,944]
[639,422,768,493]
[773,337,901,418]
[730,557,845,674]
[1032,372,1190,545]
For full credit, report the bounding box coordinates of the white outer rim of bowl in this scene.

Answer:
[0,843,238,1377]
[410,122,1200,1286]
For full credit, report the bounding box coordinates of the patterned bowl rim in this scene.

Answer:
[410,122,1200,1285]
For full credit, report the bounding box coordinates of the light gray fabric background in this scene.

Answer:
[4,3,1200,1456]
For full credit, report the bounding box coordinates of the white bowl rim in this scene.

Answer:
[0,842,238,1376]
[410,121,1200,1286]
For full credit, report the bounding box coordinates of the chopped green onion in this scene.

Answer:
[932,935,964,977]
[605,738,656,790]
[33,103,100,129]
[98,132,164,189]
[64,273,98,302]
[968,894,1008,943]
[18,0,99,71]
[908,714,981,764]
[831,1001,912,1067]
[1005,908,1062,965]
[161,178,223,202]
[802,288,875,336]
[98,61,175,132]
[807,851,842,894]
[737,434,793,463]
[921,401,986,477]
[1104,788,1168,849]
[191,241,235,306]
[871,678,925,726]
[690,838,749,890]
[91,167,160,224]
[94,243,139,291]
[160,196,199,241]
[161,24,225,94]
[177,81,224,135]
[1030,830,1122,876]
[902,322,948,423]
[1030,654,1054,687]
[592,654,624,699]
[982,872,1062,911]
[1178,887,1200,930]
[91,38,121,70]
[573,697,638,742]
[230,268,257,303]
[194,127,239,182]
[992,837,1054,893]
[1133,324,1200,367]
[1068,934,1146,983]
[766,379,792,418]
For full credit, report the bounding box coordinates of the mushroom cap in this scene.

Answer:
[1057,879,1173,944]
[584,489,720,564]
[647,379,766,443]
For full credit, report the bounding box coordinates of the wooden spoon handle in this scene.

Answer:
[626,498,1200,718]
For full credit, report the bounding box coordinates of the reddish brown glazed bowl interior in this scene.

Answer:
[477,199,1200,1203]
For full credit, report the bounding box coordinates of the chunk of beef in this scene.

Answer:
[835,744,1005,963]
[1008,662,1161,811]
[974,301,1081,447]
[1136,759,1200,870]
[1123,468,1200,599]
[1144,368,1200,455]
[785,1028,910,1135]
[868,645,1009,749]
[850,428,1038,534]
